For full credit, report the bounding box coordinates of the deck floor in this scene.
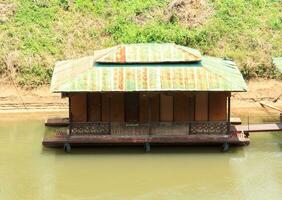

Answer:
[231,123,282,133]
[43,120,282,148]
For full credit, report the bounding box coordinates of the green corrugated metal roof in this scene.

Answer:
[96,43,201,63]
[273,57,282,73]
[50,44,247,92]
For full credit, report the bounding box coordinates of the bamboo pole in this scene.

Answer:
[259,102,282,112]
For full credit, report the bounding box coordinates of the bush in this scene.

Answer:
[0,0,281,87]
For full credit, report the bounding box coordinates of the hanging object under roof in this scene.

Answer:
[95,43,202,64]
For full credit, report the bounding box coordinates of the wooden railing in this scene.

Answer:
[69,121,229,136]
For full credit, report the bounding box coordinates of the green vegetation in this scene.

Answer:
[0,0,281,87]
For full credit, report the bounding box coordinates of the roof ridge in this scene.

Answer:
[96,43,201,64]
[94,45,121,62]
[174,44,201,59]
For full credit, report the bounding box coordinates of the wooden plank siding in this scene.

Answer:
[195,92,208,121]
[151,93,160,122]
[111,93,124,122]
[139,93,149,123]
[173,93,195,122]
[174,93,187,122]
[160,93,173,122]
[69,92,228,124]
[87,93,101,122]
[125,93,139,122]
[187,96,195,121]
[209,92,228,121]
[70,93,87,122]
[101,93,111,122]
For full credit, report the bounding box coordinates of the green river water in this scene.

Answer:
[0,118,281,200]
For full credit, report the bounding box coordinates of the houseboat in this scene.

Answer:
[43,43,249,152]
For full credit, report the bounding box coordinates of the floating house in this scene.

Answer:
[43,43,250,151]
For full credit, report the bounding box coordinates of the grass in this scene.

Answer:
[0,0,281,87]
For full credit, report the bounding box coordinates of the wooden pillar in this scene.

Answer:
[227,96,231,135]
[148,97,152,136]
[109,95,112,134]
[86,93,89,122]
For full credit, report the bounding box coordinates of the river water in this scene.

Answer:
[0,118,281,200]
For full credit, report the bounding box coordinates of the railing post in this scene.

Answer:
[189,121,191,135]
[109,122,111,135]
[69,123,72,136]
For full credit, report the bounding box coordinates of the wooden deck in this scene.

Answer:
[42,121,282,148]
[231,123,282,133]
[42,132,249,148]
[45,118,69,127]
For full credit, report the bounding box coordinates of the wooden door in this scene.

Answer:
[110,93,124,123]
[87,93,101,122]
[160,93,173,122]
[101,93,111,122]
[125,93,139,123]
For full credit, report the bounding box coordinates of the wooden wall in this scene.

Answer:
[139,93,160,123]
[88,93,101,122]
[69,93,87,122]
[209,92,228,121]
[151,94,160,122]
[139,94,149,123]
[174,93,195,122]
[125,93,139,122]
[111,93,124,122]
[69,92,228,123]
[195,92,208,121]
[160,93,173,122]
[101,93,111,122]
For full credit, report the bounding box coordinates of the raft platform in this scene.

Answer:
[43,122,282,149]
[42,132,249,148]
[45,118,69,127]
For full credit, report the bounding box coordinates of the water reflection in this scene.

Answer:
[0,119,281,200]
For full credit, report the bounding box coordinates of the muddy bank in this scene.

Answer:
[0,79,281,118]
[0,84,67,113]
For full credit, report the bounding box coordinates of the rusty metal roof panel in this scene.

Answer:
[273,57,282,73]
[50,53,247,93]
[95,43,202,63]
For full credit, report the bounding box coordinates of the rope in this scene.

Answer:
[7,74,28,111]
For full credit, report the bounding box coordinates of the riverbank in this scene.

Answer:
[0,79,281,118]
